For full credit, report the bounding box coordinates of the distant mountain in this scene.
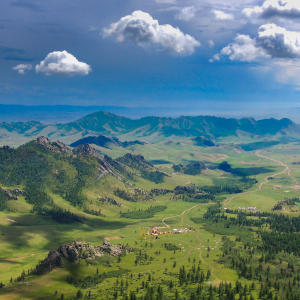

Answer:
[69,135,145,149]
[0,111,299,146]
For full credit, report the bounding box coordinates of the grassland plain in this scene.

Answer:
[1,140,300,299]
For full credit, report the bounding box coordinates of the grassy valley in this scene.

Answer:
[1,114,300,299]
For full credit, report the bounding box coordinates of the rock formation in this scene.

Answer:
[36,136,72,154]
[35,137,122,181]
[0,187,25,200]
[99,196,121,207]
[32,241,132,275]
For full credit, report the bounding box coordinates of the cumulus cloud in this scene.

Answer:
[175,6,196,21]
[103,10,200,56]
[212,23,300,62]
[256,23,300,58]
[208,40,215,48]
[12,63,32,74]
[243,0,300,19]
[35,51,92,76]
[213,10,234,21]
[219,34,270,62]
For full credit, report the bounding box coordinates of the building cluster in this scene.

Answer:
[173,228,190,234]
[145,227,193,236]
[146,227,171,236]
[238,206,260,211]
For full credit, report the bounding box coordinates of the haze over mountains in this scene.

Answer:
[0,110,299,147]
[2,104,300,123]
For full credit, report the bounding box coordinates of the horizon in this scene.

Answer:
[1,104,300,124]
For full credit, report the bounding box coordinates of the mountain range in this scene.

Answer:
[0,111,299,147]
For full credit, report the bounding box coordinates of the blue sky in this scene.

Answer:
[1,0,300,119]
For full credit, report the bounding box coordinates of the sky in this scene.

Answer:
[1,0,300,119]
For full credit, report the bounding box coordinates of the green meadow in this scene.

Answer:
[1,139,300,299]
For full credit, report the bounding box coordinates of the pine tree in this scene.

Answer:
[76,289,83,299]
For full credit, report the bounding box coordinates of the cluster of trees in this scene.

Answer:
[195,202,300,299]
[83,206,104,217]
[221,237,300,298]
[0,189,10,211]
[25,186,84,223]
[172,163,205,176]
[67,269,130,289]
[112,279,258,300]
[48,206,84,223]
[135,249,154,266]
[0,143,51,187]
[273,198,300,211]
[175,177,258,204]
[32,255,64,276]
[178,265,207,286]
[140,170,165,184]
[114,189,137,202]
[120,206,166,219]
[164,243,180,251]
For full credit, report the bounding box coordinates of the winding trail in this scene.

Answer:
[223,150,297,209]
[159,204,200,229]
[160,203,220,285]
[184,177,191,186]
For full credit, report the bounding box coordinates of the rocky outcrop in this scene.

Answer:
[72,144,102,160]
[117,153,156,170]
[99,240,128,256]
[0,187,25,200]
[150,188,171,195]
[33,241,132,275]
[72,145,123,181]
[36,136,72,154]
[99,196,121,207]
[35,137,123,181]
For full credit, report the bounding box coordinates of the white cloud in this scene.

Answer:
[257,23,300,58]
[12,63,32,74]
[212,23,300,62]
[243,0,300,19]
[208,40,215,48]
[219,34,269,62]
[35,51,92,76]
[103,10,200,56]
[213,10,234,21]
[175,6,196,21]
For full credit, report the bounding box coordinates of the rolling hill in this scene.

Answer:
[69,135,145,149]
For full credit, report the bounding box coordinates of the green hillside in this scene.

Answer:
[2,135,300,299]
